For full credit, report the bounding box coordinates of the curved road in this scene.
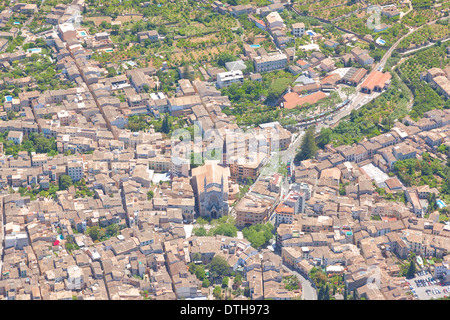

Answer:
[282,264,317,300]
[288,4,418,134]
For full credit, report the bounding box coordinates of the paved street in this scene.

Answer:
[254,130,304,193]
[342,26,416,114]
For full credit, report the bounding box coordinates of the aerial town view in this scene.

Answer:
[0,0,449,304]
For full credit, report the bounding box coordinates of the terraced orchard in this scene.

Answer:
[398,23,450,50]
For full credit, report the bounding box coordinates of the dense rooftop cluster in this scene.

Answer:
[0,0,449,302]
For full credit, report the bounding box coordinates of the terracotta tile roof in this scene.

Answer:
[361,71,391,91]
[282,91,326,109]
[321,73,341,85]
[275,203,294,214]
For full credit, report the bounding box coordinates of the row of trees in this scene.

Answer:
[193,219,275,249]
[193,216,238,238]
[397,45,450,120]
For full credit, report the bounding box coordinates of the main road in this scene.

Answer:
[288,4,420,132]
[340,26,416,117]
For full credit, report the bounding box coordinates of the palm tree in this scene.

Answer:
[342,86,356,100]
[317,100,327,113]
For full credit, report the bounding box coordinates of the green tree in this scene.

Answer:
[211,221,238,237]
[217,52,236,67]
[193,226,208,236]
[318,286,324,300]
[244,60,254,74]
[242,223,274,249]
[196,217,209,226]
[189,262,206,281]
[295,127,317,162]
[192,252,201,262]
[222,276,229,288]
[86,226,105,242]
[406,260,416,278]
[213,286,222,299]
[58,174,73,190]
[106,67,117,77]
[234,273,243,287]
[342,86,356,100]
[202,279,210,288]
[267,78,290,102]
[158,25,168,35]
[317,127,332,149]
[210,256,230,279]
[105,224,120,237]
[147,190,154,200]
[161,116,171,134]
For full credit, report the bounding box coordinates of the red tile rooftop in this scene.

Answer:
[361,71,392,91]
[282,91,326,110]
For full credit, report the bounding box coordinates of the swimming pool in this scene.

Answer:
[437,200,447,208]
[307,30,316,36]
[80,31,87,36]
[376,38,386,45]
[28,48,42,53]
[13,21,20,25]
[5,95,12,102]
[250,44,260,48]
[127,61,136,66]
[105,49,114,52]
